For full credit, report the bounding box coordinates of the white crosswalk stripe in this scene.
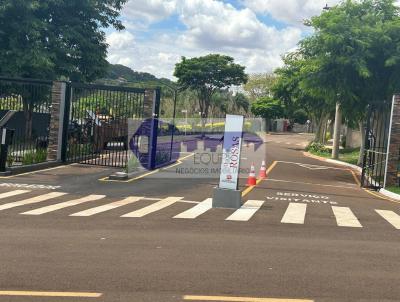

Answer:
[0,192,67,211]
[121,197,183,218]
[0,188,398,229]
[332,206,362,228]
[0,190,30,200]
[174,198,212,219]
[376,210,400,229]
[69,196,143,217]
[20,195,105,215]
[281,203,307,224]
[226,200,264,221]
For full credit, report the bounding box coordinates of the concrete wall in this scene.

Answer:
[345,128,362,149]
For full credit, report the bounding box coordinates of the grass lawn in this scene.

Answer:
[385,186,400,195]
[309,148,360,166]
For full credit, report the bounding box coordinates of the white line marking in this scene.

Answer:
[69,196,143,217]
[174,199,212,219]
[0,192,66,211]
[20,195,105,215]
[0,190,30,200]
[332,206,362,228]
[281,203,307,224]
[121,197,183,218]
[178,200,201,205]
[277,161,349,171]
[266,178,357,189]
[226,200,264,221]
[376,210,400,229]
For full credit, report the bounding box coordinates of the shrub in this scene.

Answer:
[6,154,14,167]
[35,149,48,163]
[306,142,329,154]
[22,152,35,165]
[22,149,48,165]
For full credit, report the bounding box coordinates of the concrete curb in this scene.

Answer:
[379,188,400,201]
[303,152,362,173]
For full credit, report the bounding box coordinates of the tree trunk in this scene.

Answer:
[332,103,342,159]
[358,120,366,166]
[314,113,328,143]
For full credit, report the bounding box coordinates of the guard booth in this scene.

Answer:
[0,111,16,174]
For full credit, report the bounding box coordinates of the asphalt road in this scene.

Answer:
[0,133,399,302]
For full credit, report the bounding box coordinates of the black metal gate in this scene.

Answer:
[361,101,393,189]
[62,83,161,169]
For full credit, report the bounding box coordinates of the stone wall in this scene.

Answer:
[47,82,66,161]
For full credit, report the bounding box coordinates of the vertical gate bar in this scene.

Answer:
[361,105,372,187]
[376,106,383,188]
[94,87,101,166]
[61,82,72,163]
[77,86,83,164]
[169,89,177,161]
[110,88,116,167]
[371,109,377,187]
[149,89,161,170]
[381,103,389,186]
[106,87,112,167]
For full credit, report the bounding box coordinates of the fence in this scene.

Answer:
[0,77,52,167]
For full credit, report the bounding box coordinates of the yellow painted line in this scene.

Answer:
[242,161,277,197]
[348,168,400,205]
[99,153,195,183]
[349,169,361,187]
[0,165,67,179]
[0,290,102,298]
[363,189,400,205]
[183,295,313,302]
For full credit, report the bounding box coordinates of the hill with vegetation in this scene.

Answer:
[98,63,176,88]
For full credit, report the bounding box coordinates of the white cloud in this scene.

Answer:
[107,0,312,79]
[177,0,301,51]
[107,31,135,51]
[243,0,341,25]
[122,0,177,24]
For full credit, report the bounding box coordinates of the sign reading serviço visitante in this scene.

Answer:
[219,114,244,191]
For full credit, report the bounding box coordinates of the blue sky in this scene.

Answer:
[106,0,342,79]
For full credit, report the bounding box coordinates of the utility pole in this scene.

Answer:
[332,102,341,159]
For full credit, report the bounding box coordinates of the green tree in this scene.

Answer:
[243,73,276,102]
[174,54,248,137]
[273,53,334,142]
[299,0,400,162]
[251,96,284,130]
[0,0,127,136]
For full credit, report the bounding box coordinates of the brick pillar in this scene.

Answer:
[47,81,67,161]
[385,95,400,186]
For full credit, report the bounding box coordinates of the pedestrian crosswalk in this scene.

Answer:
[332,206,362,228]
[281,203,307,224]
[0,189,399,230]
[226,200,265,221]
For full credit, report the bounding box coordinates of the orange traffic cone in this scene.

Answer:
[246,163,257,186]
[259,160,267,179]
